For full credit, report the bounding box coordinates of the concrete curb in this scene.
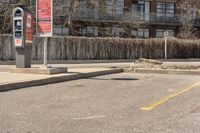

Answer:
[10,67,68,75]
[0,68,123,92]
[0,60,136,65]
[124,68,200,75]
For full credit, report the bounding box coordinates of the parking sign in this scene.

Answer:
[163,31,169,38]
[36,0,53,37]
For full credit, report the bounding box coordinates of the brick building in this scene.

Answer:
[8,0,200,38]
[72,0,200,38]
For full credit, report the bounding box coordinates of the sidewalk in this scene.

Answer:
[0,67,123,92]
[0,63,131,72]
[0,61,199,92]
[0,62,130,91]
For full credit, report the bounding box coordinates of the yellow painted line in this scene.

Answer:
[140,81,200,111]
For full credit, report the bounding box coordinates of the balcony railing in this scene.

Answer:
[72,10,200,26]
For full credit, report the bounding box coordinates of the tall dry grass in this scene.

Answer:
[36,36,199,60]
[0,35,199,60]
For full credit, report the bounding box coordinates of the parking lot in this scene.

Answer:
[0,73,200,133]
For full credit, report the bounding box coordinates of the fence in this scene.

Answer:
[0,34,199,60]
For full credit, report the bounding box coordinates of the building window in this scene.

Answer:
[156,29,174,38]
[80,27,87,35]
[131,30,137,37]
[136,1,145,20]
[54,25,69,36]
[106,0,124,15]
[30,0,35,5]
[132,1,150,21]
[138,29,149,38]
[80,27,98,37]
[87,26,98,36]
[112,27,125,37]
[116,0,124,15]
[131,28,149,38]
[157,2,175,17]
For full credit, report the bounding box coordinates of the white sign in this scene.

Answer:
[15,39,23,47]
[163,31,169,38]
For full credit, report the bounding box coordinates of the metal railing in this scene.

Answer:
[72,9,200,26]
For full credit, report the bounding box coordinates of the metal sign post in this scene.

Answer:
[43,38,48,68]
[44,37,48,67]
[165,38,167,59]
[164,31,169,59]
[36,0,53,68]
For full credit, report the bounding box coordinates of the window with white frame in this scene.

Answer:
[156,29,174,38]
[131,28,149,38]
[157,2,175,17]
[138,28,149,38]
[132,0,150,21]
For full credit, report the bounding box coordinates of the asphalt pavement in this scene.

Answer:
[0,73,200,133]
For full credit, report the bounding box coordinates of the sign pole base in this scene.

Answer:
[165,38,167,59]
[41,37,49,69]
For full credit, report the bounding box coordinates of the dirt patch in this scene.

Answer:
[130,58,200,71]
[130,58,163,69]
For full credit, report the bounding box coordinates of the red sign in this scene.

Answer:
[26,14,32,28]
[26,13,33,45]
[37,0,53,36]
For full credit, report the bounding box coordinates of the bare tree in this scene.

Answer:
[178,0,200,38]
[0,1,12,34]
[0,0,142,37]
[63,0,142,37]
[0,0,30,34]
[64,0,109,36]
